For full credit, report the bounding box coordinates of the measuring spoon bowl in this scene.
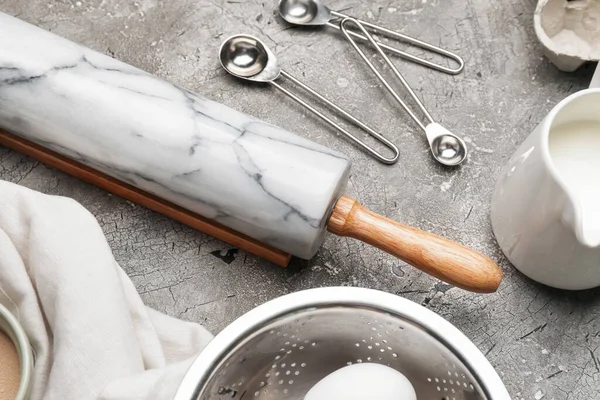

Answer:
[278,0,332,26]
[425,123,467,166]
[431,134,467,166]
[219,34,280,82]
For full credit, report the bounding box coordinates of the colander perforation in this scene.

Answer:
[176,289,509,400]
[201,309,486,399]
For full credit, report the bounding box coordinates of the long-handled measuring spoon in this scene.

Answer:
[340,18,467,166]
[219,34,400,164]
[277,0,464,75]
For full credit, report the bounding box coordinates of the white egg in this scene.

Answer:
[304,363,417,400]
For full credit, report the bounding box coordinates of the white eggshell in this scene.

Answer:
[534,0,600,71]
[304,363,417,400]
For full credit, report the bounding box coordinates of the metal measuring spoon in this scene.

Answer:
[337,18,467,167]
[277,0,464,75]
[219,35,280,82]
[425,123,467,167]
[219,34,400,164]
[278,0,331,26]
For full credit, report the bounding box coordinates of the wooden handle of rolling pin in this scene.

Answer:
[327,195,503,293]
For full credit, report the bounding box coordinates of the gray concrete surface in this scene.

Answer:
[0,0,598,398]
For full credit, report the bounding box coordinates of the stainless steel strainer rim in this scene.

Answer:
[174,287,510,400]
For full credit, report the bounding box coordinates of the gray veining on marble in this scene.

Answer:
[0,12,350,259]
[0,1,599,399]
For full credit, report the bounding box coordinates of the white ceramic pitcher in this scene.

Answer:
[491,88,600,290]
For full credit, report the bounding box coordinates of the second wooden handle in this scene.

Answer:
[327,195,503,293]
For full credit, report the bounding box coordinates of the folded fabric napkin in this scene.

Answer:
[0,180,213,399]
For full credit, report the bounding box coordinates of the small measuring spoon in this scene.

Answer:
[424,123,467,167]
[219,34,400,164]
[278,0,464,75]
[338,18,467,166]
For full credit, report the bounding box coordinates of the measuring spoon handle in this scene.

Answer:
[327,195,503,293]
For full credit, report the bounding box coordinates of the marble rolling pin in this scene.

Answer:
[0,13,502,293]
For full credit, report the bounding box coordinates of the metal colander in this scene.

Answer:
[175,288,510,400]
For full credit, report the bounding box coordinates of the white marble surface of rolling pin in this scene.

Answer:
[0,12,351,259]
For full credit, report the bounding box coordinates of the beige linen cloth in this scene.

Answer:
[0,180,213,399]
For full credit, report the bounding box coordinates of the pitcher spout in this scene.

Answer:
[556,185,600,248]
[546,114,600,249]
[576,216,600,248]
[564,197,600,248]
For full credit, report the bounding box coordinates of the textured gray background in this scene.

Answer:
[0,0,599,398]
